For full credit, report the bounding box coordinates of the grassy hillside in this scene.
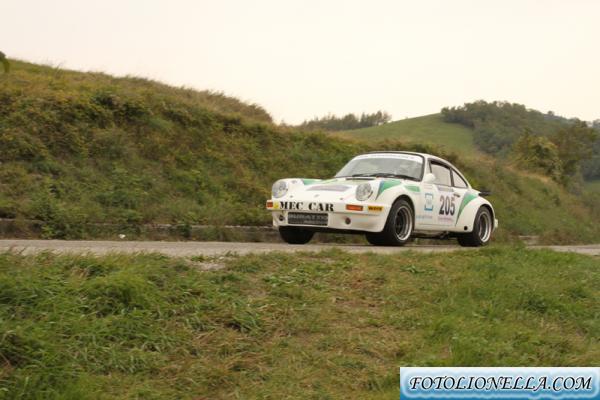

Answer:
[1,249,598,399]
[0,60,364,234]
[583,180,600,222]
[0,60,599,242]
[334,114,477,156]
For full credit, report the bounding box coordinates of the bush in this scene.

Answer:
[0,129,49,161]
[512,131,562,180]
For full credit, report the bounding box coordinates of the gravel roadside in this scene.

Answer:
[0,240,599,257]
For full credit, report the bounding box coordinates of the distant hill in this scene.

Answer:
[0,60,599,243]
[333,114,477,157]
[441,101,572,155]
[441,101,599,180]
[334,103,600,182]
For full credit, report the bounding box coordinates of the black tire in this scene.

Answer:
[365,199,414,246]
[279,226,315,244]
[457,206,493,247]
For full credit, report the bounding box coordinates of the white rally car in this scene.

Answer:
[266,151,498,246]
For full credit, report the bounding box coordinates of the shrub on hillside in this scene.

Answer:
[511,123,597,186]
[551,122,597,183]
[0,129,49,161]
[512,131,562,181]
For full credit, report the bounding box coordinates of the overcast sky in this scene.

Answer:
[3,0,599,123]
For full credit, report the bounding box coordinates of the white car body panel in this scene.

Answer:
[267,152,498,236]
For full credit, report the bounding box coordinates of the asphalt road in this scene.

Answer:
[0,240,599,257]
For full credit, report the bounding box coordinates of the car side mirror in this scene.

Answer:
[423,173,436,183]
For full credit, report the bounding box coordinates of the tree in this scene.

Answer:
[582,120,600,179]
[512,122,597,184]
[513,130,562,181]
[0,51,10,73]
[550,121,597,182]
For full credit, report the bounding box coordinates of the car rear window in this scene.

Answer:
[430,163,452,186]
[452,170,468,188]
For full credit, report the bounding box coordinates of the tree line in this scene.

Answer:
[442,101,599,185]
[298,110,391,131]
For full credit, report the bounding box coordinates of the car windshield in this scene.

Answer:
[335,153,423,181]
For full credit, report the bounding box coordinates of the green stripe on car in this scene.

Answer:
[377,180,402,198]
[456,192,478,222]
[301,179,321,185]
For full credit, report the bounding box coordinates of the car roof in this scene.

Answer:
[365,151,470,186]
[367,150,438,160]
[366,150,432,158]
[366,151,449,163]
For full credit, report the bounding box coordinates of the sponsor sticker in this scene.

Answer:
[416,214,433,220]
[276,201,334,212]
[400,367,600,400]
[424,193,434,211]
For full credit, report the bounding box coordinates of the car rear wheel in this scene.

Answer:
[365,199,413,246]
[457,206,493,247]
[279,226,314,244]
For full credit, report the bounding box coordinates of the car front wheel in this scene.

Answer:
[365,199,414,246]
[279,226,314,244]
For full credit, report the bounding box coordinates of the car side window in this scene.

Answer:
[430,162,452,186]
[452,170,468,188]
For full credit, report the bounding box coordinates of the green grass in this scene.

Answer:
[335,114,477,157]
[0,248,598,399]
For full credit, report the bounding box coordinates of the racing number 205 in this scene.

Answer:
[439,195,456,216]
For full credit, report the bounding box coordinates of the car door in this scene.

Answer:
[429,161,460,227]
[416,161,446,228]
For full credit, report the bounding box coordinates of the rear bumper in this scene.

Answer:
[267,199,389,233]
